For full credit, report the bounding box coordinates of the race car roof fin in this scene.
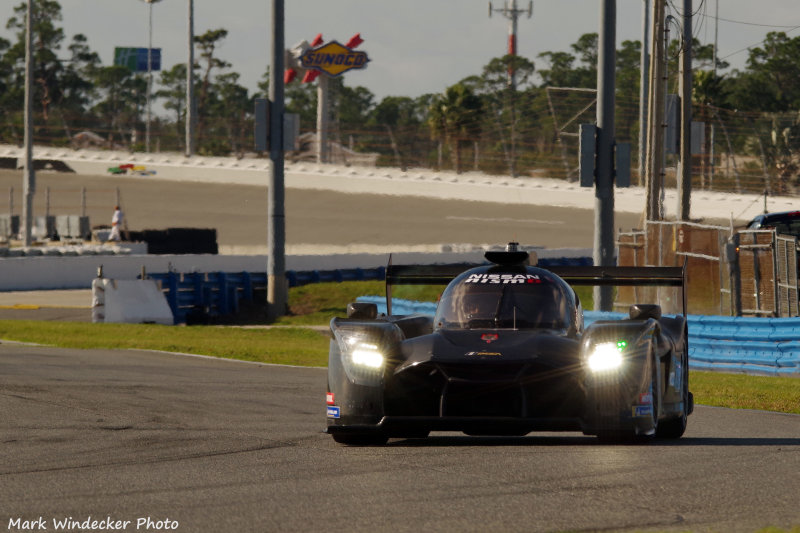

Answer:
[484,242,534,266]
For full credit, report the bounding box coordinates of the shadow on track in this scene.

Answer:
[383,435,800,447]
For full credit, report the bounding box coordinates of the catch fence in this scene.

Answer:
[618,221,800,318]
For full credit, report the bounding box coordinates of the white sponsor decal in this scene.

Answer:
[464,273,541,284]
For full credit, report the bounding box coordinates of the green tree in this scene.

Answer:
[727,32,800,112]
[428,83,483,173]
[479,55,536,176]
[194,28,231,145]
[537,33,597,88]
[6,0,66,121]
[207,71,250,156]
[156,63,188,147]
[90,65,144,147]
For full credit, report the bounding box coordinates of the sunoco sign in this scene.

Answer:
[300,40,369,77]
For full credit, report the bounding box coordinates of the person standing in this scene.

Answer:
[109,205,124,242]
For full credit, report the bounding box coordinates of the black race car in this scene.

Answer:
[326,243,693,444]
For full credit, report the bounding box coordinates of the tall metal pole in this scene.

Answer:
[713,0,719,77]
[594,0,616,311]
[645,0,666,221]
[638,0,650,186]
[489,0,532,89]
[143,0,162,153]
[186,0,195,156]
[678,0,692,220]
[508,0,518,178]
[490,0,531,179]
[508,0,519,89]
[146,1,153,152]
[23,0,35,246]
[267,0,287,319]
[316,75,329,164]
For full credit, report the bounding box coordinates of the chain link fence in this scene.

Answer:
[618,221,800,318]
[3,91,800,200]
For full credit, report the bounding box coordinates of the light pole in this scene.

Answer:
[186,0,195,156]
[142,0,162,153]
[23,0,35,246]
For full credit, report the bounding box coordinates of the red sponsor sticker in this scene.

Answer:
[326,392,335,405]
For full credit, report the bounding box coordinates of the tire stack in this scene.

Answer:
[126,228,218,254]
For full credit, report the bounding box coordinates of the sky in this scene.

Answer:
[2,0,800,111]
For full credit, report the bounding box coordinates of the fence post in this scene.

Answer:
[727,233,742,316]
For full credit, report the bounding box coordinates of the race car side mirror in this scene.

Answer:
[347,302,378,319]
[629,304,662,320]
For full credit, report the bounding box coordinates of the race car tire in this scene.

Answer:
[331,432,389,446]
[657,352,689,439]
[597,347,659,444]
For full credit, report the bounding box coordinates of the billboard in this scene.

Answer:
[114,47,161,72]
[299,41,369,77]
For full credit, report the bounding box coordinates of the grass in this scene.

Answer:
[690,371,800,415]
[0,281,798,415]
[0,320,330,367]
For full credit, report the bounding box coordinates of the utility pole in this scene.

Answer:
[267,0,287,320]
[488,0,532,90]
[594,0,617,311]
[186,0,195,157]
[677,0,692,220]
[143,0,162,153]
[23,0,35,246]
[317,75,329,164]
[489,0,532,178]
[638,0,650,187]
[645,0,666,221]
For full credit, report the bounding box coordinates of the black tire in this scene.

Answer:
[597,346,658,445]
[331,432,389,446]
[657,352,689,439]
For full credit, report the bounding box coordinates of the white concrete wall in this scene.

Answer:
[0,248,590,291]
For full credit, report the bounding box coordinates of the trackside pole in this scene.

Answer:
[267,0,287,319]
[594,0,616,311]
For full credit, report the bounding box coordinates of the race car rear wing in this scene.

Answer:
[384,255,687,316]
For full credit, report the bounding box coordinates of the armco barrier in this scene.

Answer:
[355,296,800,376]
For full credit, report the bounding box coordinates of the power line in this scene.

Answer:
[719,24,800,61]
[714,15,800,29]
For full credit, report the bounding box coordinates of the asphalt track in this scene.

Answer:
[0,169,645,251]
[2,343,799,533]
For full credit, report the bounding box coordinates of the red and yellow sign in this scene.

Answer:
[300,40,369,77]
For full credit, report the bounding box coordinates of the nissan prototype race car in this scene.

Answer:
[326,244,693,444]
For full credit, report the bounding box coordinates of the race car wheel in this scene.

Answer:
[657,352,689,439]
[597,348,659,444]
[331,432,389,446]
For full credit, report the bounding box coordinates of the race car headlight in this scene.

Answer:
[350,343,384,369]
[587,342,624,372]
[333,330,388,385]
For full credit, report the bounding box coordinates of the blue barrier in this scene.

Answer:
[146,271,269,324]
[355,296,800,376]
[146,266,387,323]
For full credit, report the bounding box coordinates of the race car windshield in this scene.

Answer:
[435,276,570,330]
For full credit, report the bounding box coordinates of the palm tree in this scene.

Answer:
[428,83,483,173]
